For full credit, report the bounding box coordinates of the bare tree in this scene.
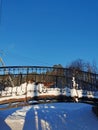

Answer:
[67,59,98,74]
[67,59,85,72]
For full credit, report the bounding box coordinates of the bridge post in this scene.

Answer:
[72,76,78,102]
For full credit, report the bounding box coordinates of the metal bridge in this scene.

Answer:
[0,66,98,106]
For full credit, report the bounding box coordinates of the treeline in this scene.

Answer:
[66,59,98,74]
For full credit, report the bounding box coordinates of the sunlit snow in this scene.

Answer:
[0,103,98,130]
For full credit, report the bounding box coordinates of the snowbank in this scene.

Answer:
[0,82,98,104]
[0,103,98,130]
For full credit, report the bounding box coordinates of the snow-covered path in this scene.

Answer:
[0,103,98,130]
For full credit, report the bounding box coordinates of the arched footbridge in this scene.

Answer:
[0,66,98,106]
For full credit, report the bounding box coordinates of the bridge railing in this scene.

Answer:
[0,66,98,104]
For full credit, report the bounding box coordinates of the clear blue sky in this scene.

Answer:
[0,0,98,67]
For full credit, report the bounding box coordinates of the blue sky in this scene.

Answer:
[0,0,98,67]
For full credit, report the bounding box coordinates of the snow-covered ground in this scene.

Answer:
[0,103,98,130]
[0,81,98,104]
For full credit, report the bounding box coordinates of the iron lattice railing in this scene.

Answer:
[0,66,98,91]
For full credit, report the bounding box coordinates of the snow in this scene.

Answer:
[0,103,98,130]
[0,78,98,130]
[0,81,98,104]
